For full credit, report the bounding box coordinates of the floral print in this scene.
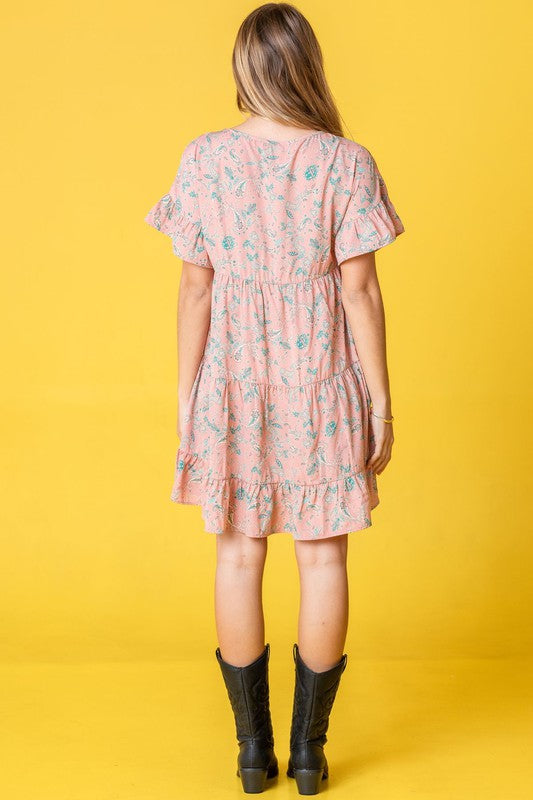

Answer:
[145,127,405,539]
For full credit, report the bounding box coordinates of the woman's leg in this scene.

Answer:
[293,534,349,672]
[215,527,268,666]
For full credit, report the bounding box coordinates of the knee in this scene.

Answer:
[294,534,348,569]
[216,528,267,570]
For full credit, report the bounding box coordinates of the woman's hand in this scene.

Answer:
[366,415,394,475]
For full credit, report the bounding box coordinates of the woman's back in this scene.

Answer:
[145,126,404,539]
[146,127,403,279]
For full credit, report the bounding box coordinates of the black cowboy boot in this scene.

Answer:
[215,642,279,793]
[287,643,348,795]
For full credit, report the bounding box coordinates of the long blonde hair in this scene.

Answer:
[232,3,345,138]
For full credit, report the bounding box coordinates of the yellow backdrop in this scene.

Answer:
[1,2,531,663]
[3,3,533,798]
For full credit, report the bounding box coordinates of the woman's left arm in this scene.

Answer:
[177,262,213,439]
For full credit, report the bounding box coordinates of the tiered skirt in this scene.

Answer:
[172,267,379,540]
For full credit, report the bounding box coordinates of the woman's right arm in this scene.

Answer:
[340,251,394,475]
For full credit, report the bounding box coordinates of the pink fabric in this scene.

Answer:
[145,127,405,539]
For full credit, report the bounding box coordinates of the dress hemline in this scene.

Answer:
[169,494,380,540]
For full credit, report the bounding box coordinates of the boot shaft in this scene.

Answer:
[215,642,275,746]
[289,643,347,748]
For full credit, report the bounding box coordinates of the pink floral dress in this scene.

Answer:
[145,127,405,539]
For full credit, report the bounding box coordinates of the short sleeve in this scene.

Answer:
[334,145,405,265]
[144,139,213,268]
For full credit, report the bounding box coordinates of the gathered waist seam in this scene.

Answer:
[212,264,338,286]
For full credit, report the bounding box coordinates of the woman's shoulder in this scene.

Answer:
[190,126,370,155]
[178,128,374,183]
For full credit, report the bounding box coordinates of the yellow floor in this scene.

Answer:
[1,657,531,799]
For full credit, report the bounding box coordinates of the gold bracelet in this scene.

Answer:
[370,404,394,423]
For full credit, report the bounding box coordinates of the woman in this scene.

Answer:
[145,3,405,794]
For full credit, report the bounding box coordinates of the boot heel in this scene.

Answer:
[293,768,324,795]
[238,767,268,793]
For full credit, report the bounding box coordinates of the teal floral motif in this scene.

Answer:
[144,126,405,539]
[325,420,337,437]
[344,476,356,492]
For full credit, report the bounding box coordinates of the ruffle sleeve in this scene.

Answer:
[144,139,213,268]
[334,144,405,265]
